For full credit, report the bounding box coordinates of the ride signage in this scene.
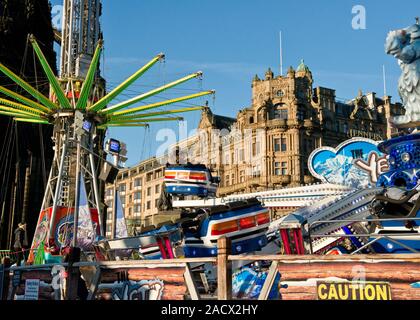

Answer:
[317,281,392,300]
[308,138,389,189]
[24,279,40,300]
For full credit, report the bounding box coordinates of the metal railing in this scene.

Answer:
[308,217,420,254]
[0,250,18,263]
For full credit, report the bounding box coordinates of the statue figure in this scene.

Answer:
[385,19,420,127]
[157,183,173,211]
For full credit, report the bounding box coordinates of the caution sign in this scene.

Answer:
[317,281,392,300]
[24,279,40,300]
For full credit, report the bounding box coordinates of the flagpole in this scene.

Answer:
[280,31,283,76]
[382,65,387,97]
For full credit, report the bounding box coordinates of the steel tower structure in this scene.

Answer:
[0,0,214,263]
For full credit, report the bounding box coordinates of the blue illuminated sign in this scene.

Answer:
[308,138,389,188]
[82,121,92,132]
[109,139,121,154]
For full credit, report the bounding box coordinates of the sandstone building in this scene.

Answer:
[104,61,404,234]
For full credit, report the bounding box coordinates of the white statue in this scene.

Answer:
[385,19,420,128]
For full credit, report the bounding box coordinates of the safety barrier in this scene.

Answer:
[2,238,420,300]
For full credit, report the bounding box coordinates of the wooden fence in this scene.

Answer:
[1,238,420,300]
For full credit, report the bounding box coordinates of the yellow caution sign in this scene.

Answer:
[317,281,392,300]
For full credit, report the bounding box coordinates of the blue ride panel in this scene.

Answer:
[377,133,420,189]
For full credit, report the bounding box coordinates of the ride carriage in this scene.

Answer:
[164,163,220,198]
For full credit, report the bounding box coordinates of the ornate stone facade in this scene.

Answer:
[106,61,405,227]
[188,61,403,197]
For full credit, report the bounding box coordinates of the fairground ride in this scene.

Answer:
[0,0,214,262]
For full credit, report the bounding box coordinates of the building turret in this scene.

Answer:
[265,67,274,80]
[296,59,313,82]
[287,66,295,78]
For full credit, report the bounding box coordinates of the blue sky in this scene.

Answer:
[49,0,419,166]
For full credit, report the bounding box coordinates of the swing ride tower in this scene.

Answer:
[0,0,214,263]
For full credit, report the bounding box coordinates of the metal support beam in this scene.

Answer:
[72,141,82,247]
[47,137,68,240]
[89,152,103,236]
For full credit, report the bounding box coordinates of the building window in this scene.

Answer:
[274,137,287,152]
[240,170,245,183]
[274,138,280,152]
[225,175,230,187]
[274,108,288,120]
[134,178,142,187]
[146,172,153,182]
[106,188,113,196]
[134,191,141,200]
[128,207,132,217]
[281,162,288,175]
[155,170,162,179]
[155,184,160,194]
[128,195,132,203]
[274,162,281,176]
[225,153,230,164]
[281,138,287,152]
[155,199,159,208]
[118,184,126,192]
[120,196,126,205]
[252,165,261,178]
[146,201,151,210]
[134,205,141,214]
[252,141,261,156]
[147,187,151,196]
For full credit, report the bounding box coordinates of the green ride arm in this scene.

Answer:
[108,106,204,122]
[89,53,165,112]
[0,98,47,115]
[102,71,203,114]
[76,41,103,109]
[105,90,214,118]
[0,86,51,113]
[0,62,57,110]
[30,35,72,109]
